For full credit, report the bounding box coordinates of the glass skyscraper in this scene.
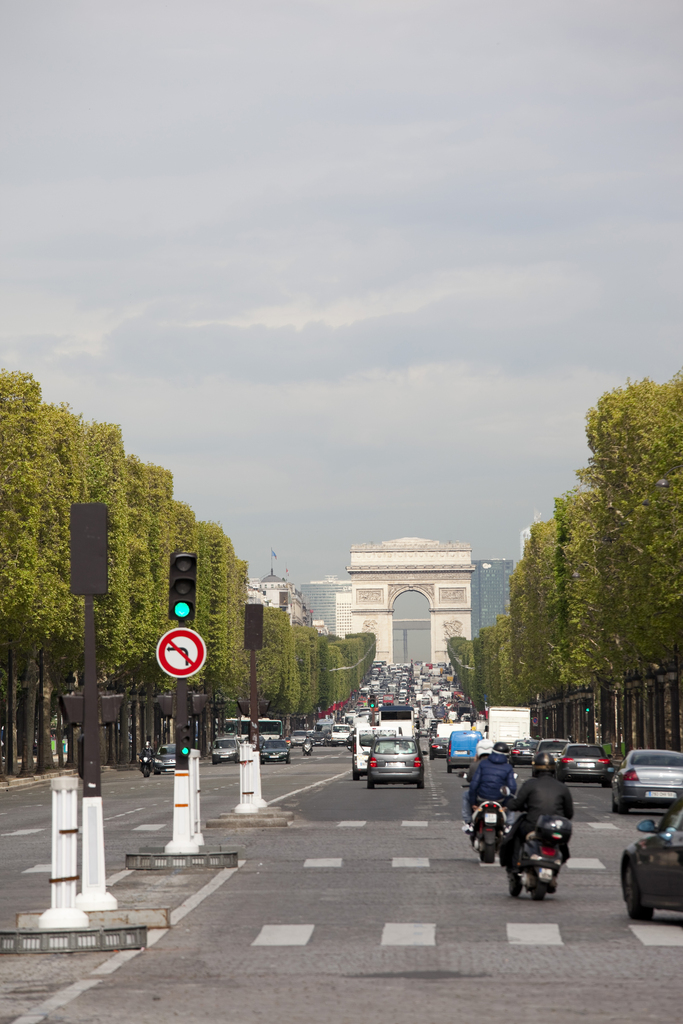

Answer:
[300,576,351,637]
[471,559,514,638]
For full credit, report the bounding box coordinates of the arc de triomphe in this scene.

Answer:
[346,537,474,664]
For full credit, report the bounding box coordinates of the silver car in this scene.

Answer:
[612,749,683,814]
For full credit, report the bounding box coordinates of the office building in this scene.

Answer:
[471,559,514,638]
[335,590,352,638]
[300,576,351,636]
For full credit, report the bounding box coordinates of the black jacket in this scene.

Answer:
[508,773,573,826]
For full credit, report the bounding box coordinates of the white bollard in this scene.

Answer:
[234,741,257,813]
[74,796,117,912]
[188,749,204,846]
[39,778,90,929]
[165,767,201,854]
[252,744,267,809]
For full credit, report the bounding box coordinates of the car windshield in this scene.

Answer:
[214,739,235,749]
[375,739,417,755]
[264,740,287,750]
[566,746,605,757]
[631,752,683,768]
[158,745,176,754]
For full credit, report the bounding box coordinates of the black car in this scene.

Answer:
[621,797,683,918]
[509,739,538,766]
[555,743,613,787]
[534,738,569,773]
[428,736,449,760]
[153,743,176,774]
[211,736,239,765]
[310,731,329,746]
[260,739,291,764]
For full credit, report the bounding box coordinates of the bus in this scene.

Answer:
[377,704,416,736]
[222,718,283,739]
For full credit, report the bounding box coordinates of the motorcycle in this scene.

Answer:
[139,750,153,778]
[471,800,507,863]
[508,814,572,900]
[302,738,313,756]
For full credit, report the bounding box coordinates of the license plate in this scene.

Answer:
[385,762,404,768]
[484,813,498,823]
[577,761,595,768]
[646,790,677,798]
[538,867,554,881]
[456,750,468,756]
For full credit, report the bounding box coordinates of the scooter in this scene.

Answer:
[139,750,153,777]
[471,800,507,863]
[302,738,313,756]
[509,814,572,900]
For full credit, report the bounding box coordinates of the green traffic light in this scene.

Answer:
[174,601,191,618]
[181,745,190,756]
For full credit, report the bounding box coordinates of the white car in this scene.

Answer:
[330,724,351,746]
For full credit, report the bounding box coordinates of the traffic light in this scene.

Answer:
[368,697,377,709]
[176,720,192,770]
[169,551,197,621]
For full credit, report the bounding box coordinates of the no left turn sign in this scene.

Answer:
[156,627,207,678]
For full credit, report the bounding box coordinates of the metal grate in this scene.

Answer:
[0,926,147,954]
[126,850,237,870]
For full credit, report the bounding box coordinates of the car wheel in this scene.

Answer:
[367,779,375,789]
[286,756,291,764]
[429,752,434,761]
[614,791,629,814]
[447,764,452,774]
[352,770,360,781]
[601,779,612,788]
[417,780,425,789]
[154,769,160,775]
[623,862,653,920]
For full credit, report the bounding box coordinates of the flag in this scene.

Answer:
[271,549,277,559]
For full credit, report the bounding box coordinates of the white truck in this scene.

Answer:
[487,706,531,745]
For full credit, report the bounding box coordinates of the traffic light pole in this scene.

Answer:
[249,649,259,750]
[165,678,201,854]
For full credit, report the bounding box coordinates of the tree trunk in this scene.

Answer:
[19,652,39,776]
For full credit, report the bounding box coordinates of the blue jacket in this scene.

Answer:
[468,752,517,808]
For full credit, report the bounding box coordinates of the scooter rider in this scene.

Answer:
[500,751,573,869]
[140,737,153,761]
[468,740,517,817]
[461,738,493,833]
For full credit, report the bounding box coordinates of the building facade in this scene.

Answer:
[335,590,353,638]
[249,574,312,627]
[300,576,351,636]
[470,559,514,638]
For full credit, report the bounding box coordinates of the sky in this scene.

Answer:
[1,0,682,586]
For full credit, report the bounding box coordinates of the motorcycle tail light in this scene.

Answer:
[369,757,377,768]
[540,846,557,857]
[623,768,639,781]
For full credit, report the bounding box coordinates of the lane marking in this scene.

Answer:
[133,824,165,831]
[338,820,366,827]
[22,864,51,874]
[630,925,683,946]
[171,867,237,925]
[11,978,103,1024]
[392,857,430,868]
[402,821,428,827]
[304,858,342,868]
[2,829,45,837]
[266,771,349,806]
[104,807,144,821]
[588,823,618,830]
[381,923,435,946]
[507,923,563,945]
[252,924,314,946]
[567,858,606,870]
[105,869,133,886]
[90,949,142,976]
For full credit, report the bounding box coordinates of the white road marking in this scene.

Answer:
[567,858,606,870]
[630,925,683,946]
[104,807,144,821]
[304,858,342,868]
[588,823,618,830]
[90,949,142,975]
[392,857,430,868]
[266,771,349,806]
[252,924,315,946]
[381,923,435,946]
[507,923,563,945]
[338,820,366,827]
[105,868,133,886]
[10,978,104,1024]
[22,863,52,873]
[402,821,428,827]
[2,829,45,836]
[170,867,237,925]
[132,824,165,831]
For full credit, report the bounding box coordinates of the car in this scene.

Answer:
[446,729,483,772]
[310,731,328,746]
[555,743,613,786]
[509,739,538,766]
[260,739,291,764]
[211,736,239,765]
[621,796,683,919]
[534,738,569,772]
[329,724,351,746]
[289,730,308,747]
[428,736,449,760]
[367,736,424,789]
[153,743,176,774]
[612,749,683,814]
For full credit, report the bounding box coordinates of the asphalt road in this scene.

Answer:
[0,748,681,1023]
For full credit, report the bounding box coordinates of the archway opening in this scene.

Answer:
[392,590,430,663]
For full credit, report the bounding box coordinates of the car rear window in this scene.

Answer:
[566,746,605,757]
[631,752,683,767]
[375,739,417,755]
[538,741,566,751]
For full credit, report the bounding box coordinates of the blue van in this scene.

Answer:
[447,729,483,773]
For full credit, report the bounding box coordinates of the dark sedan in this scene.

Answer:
[260,739,291,765]
[428,736,449,760]
[612,749,683,814]
[509,740,538,766]
[555,744,613,787]
[621,797,683,918]
[153,743,176,774]
[211,736,239,765]
[367,737,424,789]
[534,738,569,774]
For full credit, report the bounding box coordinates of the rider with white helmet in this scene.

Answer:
[461,739,495,833]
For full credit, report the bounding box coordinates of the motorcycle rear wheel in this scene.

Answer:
[508,873,522,897]
[531,879,549,901]
[482,842,496,863]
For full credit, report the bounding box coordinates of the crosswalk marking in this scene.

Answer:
[337,821,366,827]
[381,923,435,946]
[402,821,428,827]
[629,925,683,946]
[304,858,342,868]
[567,858,606,870]
[392,857,429,868]
[588,823,618,830]
[507,923,563,945]
[252,925,314,946]
[22,863,51,873]
[133,824,165,831]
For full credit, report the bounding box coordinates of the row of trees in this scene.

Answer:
[451,371,683,746]
[0,369,373,771]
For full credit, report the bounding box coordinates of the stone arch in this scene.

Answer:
[388,583,435,609]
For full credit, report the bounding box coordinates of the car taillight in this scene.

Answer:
[431,743,439,748]
[540,846,557,857]
[560,757,572,763]
[623,768,639,781]
[512,749,520,755]
[598,758,610,764]
[369,757,377,768]
[413,757,422,767]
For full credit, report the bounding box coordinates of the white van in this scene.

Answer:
[330,724,351,747]
[352,724,377,780]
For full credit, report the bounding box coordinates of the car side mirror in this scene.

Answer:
[637,820,656,833]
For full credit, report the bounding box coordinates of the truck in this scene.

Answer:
[487,706,531,745]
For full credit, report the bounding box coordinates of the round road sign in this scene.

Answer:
[156,628,207,678]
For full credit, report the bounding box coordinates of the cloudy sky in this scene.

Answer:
[1,0,682,585]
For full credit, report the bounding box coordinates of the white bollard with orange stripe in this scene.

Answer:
[165,765,201,854]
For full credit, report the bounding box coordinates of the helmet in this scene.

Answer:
[532,751,555,771]
[476,739,494,758]
[493,742,510,754]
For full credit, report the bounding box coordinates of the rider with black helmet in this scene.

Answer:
[500,751,573,868]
